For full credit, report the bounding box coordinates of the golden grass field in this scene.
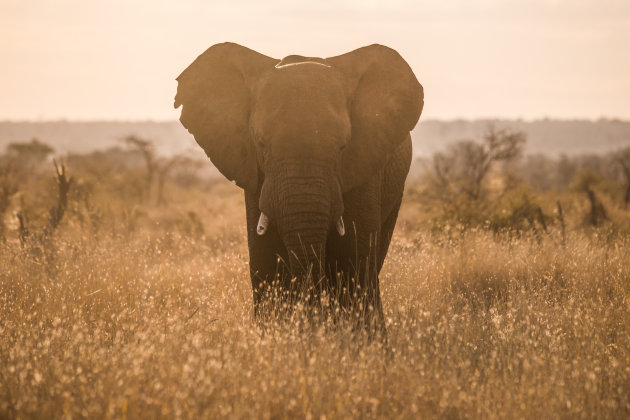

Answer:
[1,174,629,419]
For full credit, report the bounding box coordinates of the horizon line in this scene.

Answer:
[1,116,629,124]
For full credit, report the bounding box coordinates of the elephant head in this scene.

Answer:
[174,42,423,278]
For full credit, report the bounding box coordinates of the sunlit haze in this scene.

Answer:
[1,0,629,120]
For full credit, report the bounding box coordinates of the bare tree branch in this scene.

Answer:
[44,159,73,236]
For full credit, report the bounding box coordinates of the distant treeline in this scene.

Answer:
[415,119,630,157]
[1,119,629,158]
[1,128,629,245]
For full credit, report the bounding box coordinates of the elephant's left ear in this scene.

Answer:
[327,45,423,192]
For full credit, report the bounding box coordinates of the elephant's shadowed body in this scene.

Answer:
[175,43,423,334]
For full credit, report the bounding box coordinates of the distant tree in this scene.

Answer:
[5,139,55,175]
[555,154,577,190]
[155,156,198,206]
[123,135,197,205]
[123,135,156,203]
[0,139,54,238]
[517,154,555,191]
[571,170,609,227]
[169,157,207,189]
[419,126,532,231]
[429,126,526,201]
[7,138,54,163]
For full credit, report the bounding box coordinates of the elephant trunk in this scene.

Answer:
[282,222,328,280]
[257,158,346,305]
[261,161,340,297]
[278,182,330,283]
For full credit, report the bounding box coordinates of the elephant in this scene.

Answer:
[174,42,423,333]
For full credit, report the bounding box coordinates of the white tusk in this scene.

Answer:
[336,216,345,236]
[257,212,269,235]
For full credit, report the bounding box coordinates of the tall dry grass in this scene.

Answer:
[1,179,629,419]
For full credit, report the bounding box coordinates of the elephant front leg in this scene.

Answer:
[360,235,387,338]
[244,191,290,318]
[326,183,385,336]
[327,229,386,336]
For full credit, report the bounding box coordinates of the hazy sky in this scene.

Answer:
[1,0,629,120]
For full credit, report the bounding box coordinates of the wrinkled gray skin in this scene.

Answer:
[175,43,423,334]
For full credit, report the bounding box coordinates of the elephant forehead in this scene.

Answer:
[252,85,350,135]
[255,66,346,109]
[252,67,350,142]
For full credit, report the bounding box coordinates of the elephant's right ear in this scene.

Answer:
[174,43,277,192]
